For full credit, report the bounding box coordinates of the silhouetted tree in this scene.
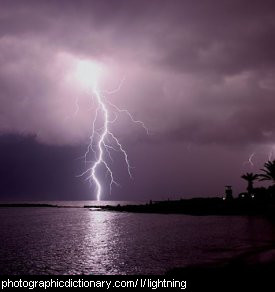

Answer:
[241,173,258,195]
[259,160,275,184]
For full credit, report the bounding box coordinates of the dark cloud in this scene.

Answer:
[0,134,84,200]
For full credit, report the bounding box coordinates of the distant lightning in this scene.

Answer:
[243,152,255,167]
[75,64,148,201]
[268,149,273,161]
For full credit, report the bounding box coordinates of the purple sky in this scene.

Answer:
[1,0,275,201]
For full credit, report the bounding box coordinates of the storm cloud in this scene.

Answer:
[1,0,275,200]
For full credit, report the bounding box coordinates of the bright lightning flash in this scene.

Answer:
[75,60,147,201]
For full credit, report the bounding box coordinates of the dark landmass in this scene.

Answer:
[85,197,275,217]
[166,263,275,291]
[166,246,275,290]
[0,203,59,208]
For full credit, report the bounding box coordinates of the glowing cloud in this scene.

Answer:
[75,60,104,89]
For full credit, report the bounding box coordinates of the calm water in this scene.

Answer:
[1,204,275,275]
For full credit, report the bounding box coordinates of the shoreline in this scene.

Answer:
[86,197,275,217]
[0,203,82,208]
[1,197,275,217]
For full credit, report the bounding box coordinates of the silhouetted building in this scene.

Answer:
[225,186,233,200]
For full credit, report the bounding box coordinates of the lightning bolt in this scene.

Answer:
[78,79,148,201]
[243,152,255,167]
[268,149,273,161]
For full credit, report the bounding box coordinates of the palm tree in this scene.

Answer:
[258,160,275,184]
[241,173,258,195]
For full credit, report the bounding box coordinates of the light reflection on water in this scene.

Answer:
[0,207,275,275]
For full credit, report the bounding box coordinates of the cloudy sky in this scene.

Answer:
[1,0,275,201]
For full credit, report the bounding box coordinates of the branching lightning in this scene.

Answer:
[75,67,148,201]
